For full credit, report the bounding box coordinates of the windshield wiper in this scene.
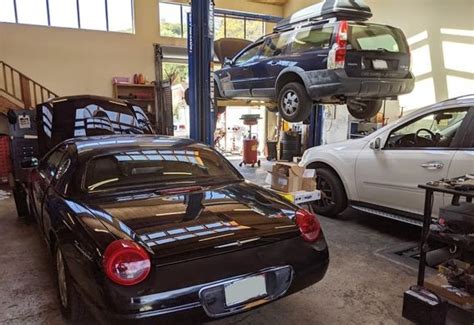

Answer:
[198,178,243,186]
[156,185,204,195]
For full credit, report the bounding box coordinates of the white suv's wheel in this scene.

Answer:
[312,167,348,217]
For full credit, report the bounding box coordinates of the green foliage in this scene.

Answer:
[160,22,182,37]
[245,19,264,41]
[163,63,188,85]
[160,12,264,41]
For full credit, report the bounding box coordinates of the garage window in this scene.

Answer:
[49,0,79,28]
[0,0,16,23]
[0,0,134,33]
[159,1,267,41]
[79,0,107,31]
[16,0,48,25]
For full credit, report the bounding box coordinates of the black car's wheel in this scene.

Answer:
[312,167,347,217]
[55,245,87,323]
[24,191,36,223]
[347,99,382,119]
[277,82,312,122]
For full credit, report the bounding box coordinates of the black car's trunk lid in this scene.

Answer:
[84,182,300,265]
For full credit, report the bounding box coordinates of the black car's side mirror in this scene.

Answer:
[21,157,39,169]
[223,57,232,66]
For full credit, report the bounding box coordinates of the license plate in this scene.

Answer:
[372,59,388,70]
[224,275,267,306]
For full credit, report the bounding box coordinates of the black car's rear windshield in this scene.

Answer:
[84,145,241,192]
[349,23,408,53]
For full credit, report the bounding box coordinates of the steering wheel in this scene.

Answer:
[414,128,436,145]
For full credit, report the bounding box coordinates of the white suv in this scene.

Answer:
[300,96,474,225]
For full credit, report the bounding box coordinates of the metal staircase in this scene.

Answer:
[0,61,58,112]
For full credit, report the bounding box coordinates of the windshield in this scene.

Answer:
[349,24,408,53]
[85,145,241,192]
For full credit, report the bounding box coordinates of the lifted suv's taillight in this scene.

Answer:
[295,209,321,242]
[103,240,151,286]
[328,20,348,69]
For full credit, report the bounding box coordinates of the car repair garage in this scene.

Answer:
[0,0,473,324]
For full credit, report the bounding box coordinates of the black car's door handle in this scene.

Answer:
[270,60,278,65]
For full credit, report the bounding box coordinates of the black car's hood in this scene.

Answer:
[82,181,301,265]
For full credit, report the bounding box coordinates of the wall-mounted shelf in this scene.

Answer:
[113,83,157,128]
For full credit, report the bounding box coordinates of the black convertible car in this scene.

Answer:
[23,135,329,323]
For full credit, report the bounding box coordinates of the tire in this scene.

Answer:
[347,99,382,119]
[54,245,87,323]
[311,167,347,217]
[12,183,30,220]
[277,82,313,122]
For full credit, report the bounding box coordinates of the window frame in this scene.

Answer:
[1,0,135,33]
[289,24,335,54]
[260,31,294,59]
[159,1,267,41]
[383,106,472,151]
[232,42,263,66]
[39,143,69,184]
[457,107,474,149]
[348,22,409,54]
[81,146,242,194]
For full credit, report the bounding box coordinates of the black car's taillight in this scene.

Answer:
[103,239,151,286]
[328,20,348,69]
[295,209,321,242]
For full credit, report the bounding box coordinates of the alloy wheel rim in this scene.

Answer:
[56,249,68,308]
[316,177,335,208]
[282,90,299,116]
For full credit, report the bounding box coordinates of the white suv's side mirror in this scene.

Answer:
[370,137,382,150]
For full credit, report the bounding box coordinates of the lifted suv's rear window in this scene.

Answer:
[349,24,408,53]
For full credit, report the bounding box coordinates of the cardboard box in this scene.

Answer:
[267,162,316,193]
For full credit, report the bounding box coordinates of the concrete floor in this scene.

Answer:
[0,161,470,324]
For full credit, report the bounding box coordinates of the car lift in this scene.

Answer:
[188,0,215,145]
[187,0,325,149]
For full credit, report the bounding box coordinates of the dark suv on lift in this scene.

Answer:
[214,2,415,122]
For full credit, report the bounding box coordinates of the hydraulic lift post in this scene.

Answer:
[188,0,215,145]
[307,104,324,148]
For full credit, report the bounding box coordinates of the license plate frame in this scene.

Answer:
[224,274,267,307]
[372,59,388,70]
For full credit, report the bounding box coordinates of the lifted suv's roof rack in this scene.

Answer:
[445,94,474,101]
[274,0,372,32]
